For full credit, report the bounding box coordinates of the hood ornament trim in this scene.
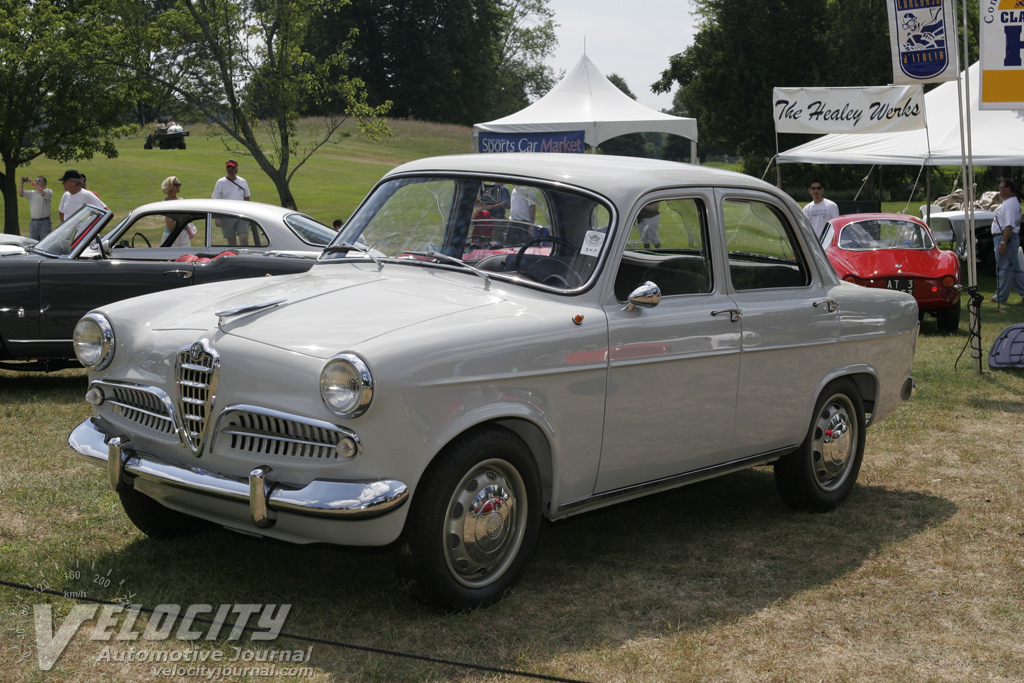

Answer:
[215,299,287,328]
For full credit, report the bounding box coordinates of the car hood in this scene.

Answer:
[151,266,504,358]
[828,248,953,279]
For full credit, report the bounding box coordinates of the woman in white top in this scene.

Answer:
[161,176,193,247]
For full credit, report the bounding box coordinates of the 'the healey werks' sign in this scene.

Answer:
[772,86,927,135]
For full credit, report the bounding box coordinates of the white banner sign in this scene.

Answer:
[979,0,1024,109]
[772,86,927,134]
[887,0,959,84]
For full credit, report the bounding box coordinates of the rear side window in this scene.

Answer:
[723,199,808,290]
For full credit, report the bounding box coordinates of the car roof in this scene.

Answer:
[387,154,779,204]
[124,199,308,222]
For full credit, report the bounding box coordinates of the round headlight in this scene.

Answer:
[73,313,114,369]
[320,354,373,417]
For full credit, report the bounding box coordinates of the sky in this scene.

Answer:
[542,0,698,112]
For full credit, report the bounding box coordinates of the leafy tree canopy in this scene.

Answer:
[108,0,391,210]
[654,0,980,176]
[0,0,137,234]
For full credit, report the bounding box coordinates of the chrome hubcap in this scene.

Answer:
[811,394,857,491]
[443,459,526,588]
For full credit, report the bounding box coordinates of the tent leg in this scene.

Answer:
[690,140,698,165]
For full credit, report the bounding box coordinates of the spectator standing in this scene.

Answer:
[510,186,538,224]
[160,176,193,247]
[989,179,1024,305]
[211,158,251,246]
[803,179,839,237]
[636,201,662,249]
[58,169,107,222]
[479,182,510,218]
[18,174,53,239]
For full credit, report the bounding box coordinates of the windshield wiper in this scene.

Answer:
[322,242,382,269]
[403,250,491,290]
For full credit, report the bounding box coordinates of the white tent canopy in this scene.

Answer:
[778,62,1024,166]
[473,55,698,151]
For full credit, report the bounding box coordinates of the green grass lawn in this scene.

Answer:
[2,118,476,233]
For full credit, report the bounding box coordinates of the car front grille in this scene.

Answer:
[215,406,357,461]
[175,339,219,455]
[97,381,175,436]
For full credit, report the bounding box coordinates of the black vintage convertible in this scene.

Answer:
[0,200,334,371]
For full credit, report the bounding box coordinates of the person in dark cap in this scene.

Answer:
[58,169,106,222]
[211,158,251,246]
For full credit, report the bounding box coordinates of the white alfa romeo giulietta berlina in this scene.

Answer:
[70,154,918,610]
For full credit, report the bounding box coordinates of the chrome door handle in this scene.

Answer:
[813,298,838,312]
[163,270,193,279]
[711,308,741,322]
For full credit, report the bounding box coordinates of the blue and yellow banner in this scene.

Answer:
[980,0,1024,109]
[887,0,959,84]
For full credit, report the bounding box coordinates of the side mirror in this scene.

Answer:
[623,281,661,312]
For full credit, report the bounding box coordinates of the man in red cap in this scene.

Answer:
[211,159,251,245]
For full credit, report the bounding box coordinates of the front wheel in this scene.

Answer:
[774,379,865,511]
[395,427,542,611]
[118,487,212,539]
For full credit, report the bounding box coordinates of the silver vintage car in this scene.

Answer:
[70,154,918,610]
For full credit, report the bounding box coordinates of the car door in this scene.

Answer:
[718,191,840,455]
[595,192,742,494]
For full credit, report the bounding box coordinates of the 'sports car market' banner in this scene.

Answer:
[477,131,585,154]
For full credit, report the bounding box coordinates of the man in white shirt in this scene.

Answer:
[18,174,53,239]
[57,169,107,222]
[990,179,1024,304]
[803,179,839,238]
[211,158,251,246]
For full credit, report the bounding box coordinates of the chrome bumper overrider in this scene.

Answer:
[69,419,408,527]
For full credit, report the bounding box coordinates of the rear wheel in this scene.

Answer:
[775,379,865,511]
[395,427,542,611]
[935,297,961,333]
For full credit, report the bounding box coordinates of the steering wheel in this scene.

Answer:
[131,232,152,248]
[464,234,492,251]
[511,236,580,286]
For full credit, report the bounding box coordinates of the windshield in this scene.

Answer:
[839,219,935,251]
[33,206,109,256]
[285,213,336,246]
[326,175,614,291]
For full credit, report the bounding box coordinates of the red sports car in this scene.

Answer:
[821,213,961,333]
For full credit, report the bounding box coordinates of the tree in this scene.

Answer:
[489,0,558,117]
[305,0,557,126]
[597,74,647,158]
[653,0,828,175]
[0,0,135,235]
[111,0,390,210]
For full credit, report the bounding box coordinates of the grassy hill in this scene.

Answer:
[3,118,475,234]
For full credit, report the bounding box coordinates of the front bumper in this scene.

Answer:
[70,419,409,527]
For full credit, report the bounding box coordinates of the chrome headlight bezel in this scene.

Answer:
[73,313,115,370]
[319,353,373,418]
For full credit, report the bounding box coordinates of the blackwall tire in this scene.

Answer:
[774,379,865,511]
[395,427,542,611]
[117,487,211,539]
